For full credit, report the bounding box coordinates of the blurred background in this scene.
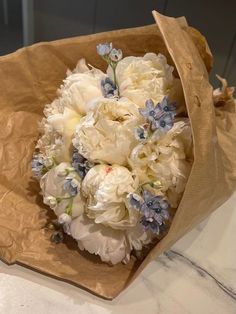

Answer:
[0,0,235,86]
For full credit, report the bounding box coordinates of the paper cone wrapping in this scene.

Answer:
[0,11,235,299]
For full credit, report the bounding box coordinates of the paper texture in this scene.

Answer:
[0,11,235,299]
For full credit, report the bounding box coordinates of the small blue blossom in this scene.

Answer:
[134,124,149,141]
[58,213,72,235]
[58,213,72,225]
[152,112,174,133]
[158,96,176,113]
[139,99,157,123]
[32,154,44,178]
[63,176,79,197]
[96,42,112,56]
[101,77,118,98]
[109,48,123,62]
[139,97,176,132]
[96,42,123,96]
[32,154,54,178]
[51,230,64,244]
[72,149,93,179]
[128,193,143,210]
[128,190,170,234]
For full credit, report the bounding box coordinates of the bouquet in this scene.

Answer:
[0,11,235,299]
[32,42,193,264]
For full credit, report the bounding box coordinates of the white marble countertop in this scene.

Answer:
[0,192,235,314]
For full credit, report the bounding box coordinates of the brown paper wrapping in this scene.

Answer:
[0,11,235,299]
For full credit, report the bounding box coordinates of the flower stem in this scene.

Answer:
[56,196,73,202]
[66,198,73,216]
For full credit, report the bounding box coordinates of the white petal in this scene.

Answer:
[70,215,131,265]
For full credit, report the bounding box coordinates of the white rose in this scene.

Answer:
[73,97,142,166]
[40,162,84,218]
[82,164,139,229]
[129,121,193,206]
[59,59,106,115]
[108,53,174,107]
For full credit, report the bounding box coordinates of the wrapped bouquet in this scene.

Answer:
[32,43,193,264]
[0,11,235,298]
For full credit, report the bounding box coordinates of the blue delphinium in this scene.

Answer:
[128,190,170,234]
[101,77,118,98]
[72,148,93,179]
[139,97,176,132]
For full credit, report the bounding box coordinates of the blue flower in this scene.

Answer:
[139,97,176,132]
[139,99,157,123]
[96,43,112,56]
[152,112,174,133]
[51,230,64,244]
[134,124,149,141]
[142,190,169,214]
[63,176,79,197]
[109,48,123,62]
[156,96,176,114]
[128,190,170,234]
[101,77,118,98]
[128,193,143,210]
[72,149,93,179]
[32,154,44,178]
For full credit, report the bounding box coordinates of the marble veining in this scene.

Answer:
[167,250,236,301]
[0,192,235,313]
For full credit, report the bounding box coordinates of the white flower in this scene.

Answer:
[40,162,84,218]
[36,118,64,162]
[58,59,106,115]
[70,214,130,264]
[37,107,81,163]
[44,98,64,118]
[108,53,174,107]
[47,107,81,162]
[82,164,139,229]
[70,214,153,265]
[129,121,193,207]
[37,59,106,163]
[44,196,57,209]
[73,97,142,166]
[58,213,72,225]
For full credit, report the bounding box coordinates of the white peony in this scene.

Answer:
[40,162,84,218]
[47,107,81,162]
[33,52,193,265]
[73,97,143,166]
[108,53,174,107]
[70,214,130,265]
[129,121,193,207]
[37,59,106,163]
[70,214,153,265]
[58,58,106,115]
[82,164,139,229]
[36,118,64,163]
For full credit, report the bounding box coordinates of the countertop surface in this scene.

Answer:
[0,193,235,314]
